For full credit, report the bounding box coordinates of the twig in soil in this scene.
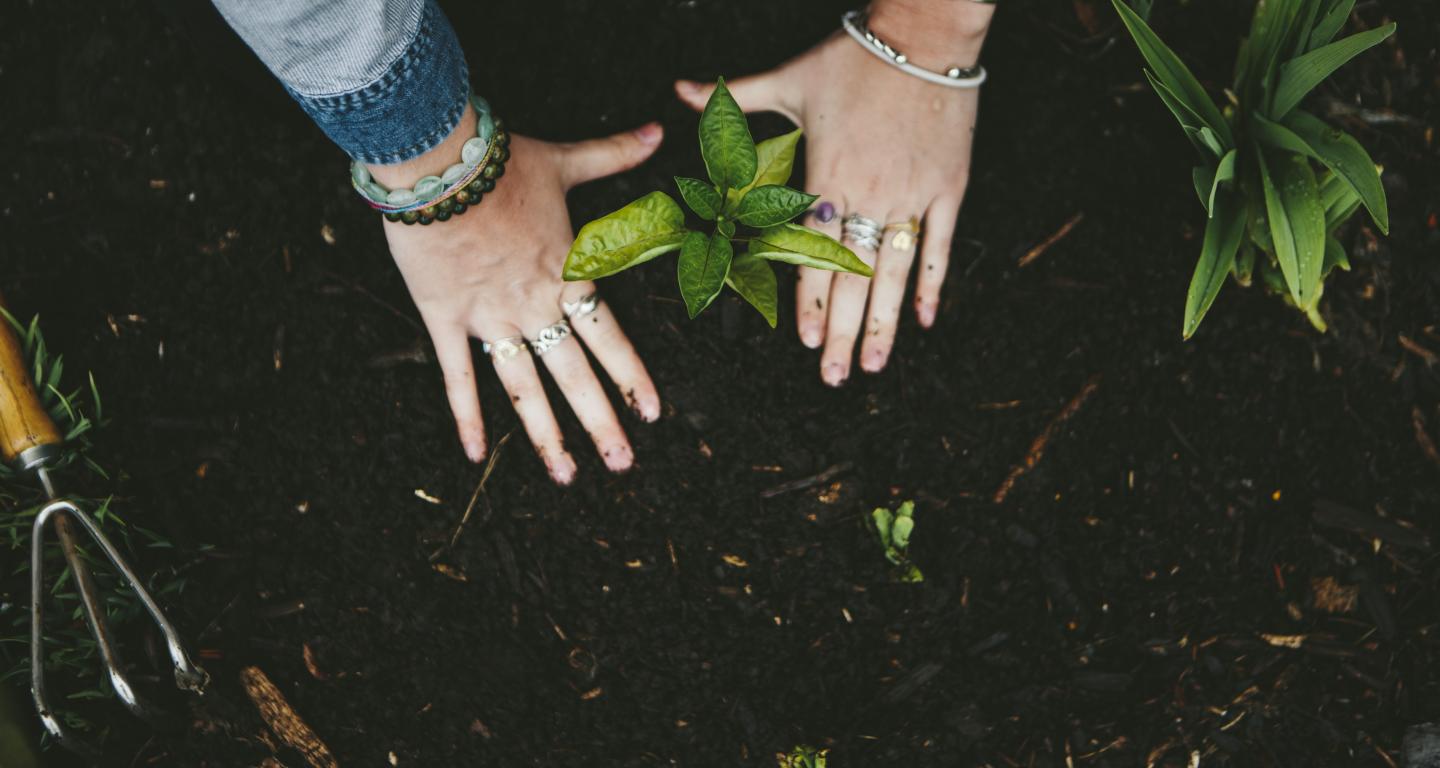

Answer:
[240,666,338,768]
[1017,213,1084,268]
[759,462,854,499]
[1399,333,1439,366]
[315,267,422,331]
[993,375,1102,504]
[435,431,513,559]
[1313,500,1431,552]
[1413,407,1440,471]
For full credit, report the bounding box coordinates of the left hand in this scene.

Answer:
[675,0,993,386]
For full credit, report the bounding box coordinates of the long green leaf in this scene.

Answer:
[725,252,778,327]
[1183,188,1247,339]
[565,192,687,280]
[1113,0,1233,145]
[1309,0,1355,51]
[1271,23,1395,117]
[1193,164,1216,213]
[1255,112,1386,234]
[1147,72,1229,159]
[1281,110,1387,233]
[699,78,757,192]
[750,224,873,277]
[1322,235,1350,276]
[677,230,733,318]
[1210,149,1237,214]
[1258,147,1328,309]
[1319,169,1362,229]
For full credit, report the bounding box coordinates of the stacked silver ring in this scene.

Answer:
[842,214,883,252]
[528,319,572,355]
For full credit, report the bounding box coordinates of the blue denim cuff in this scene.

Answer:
[285,0,470,165]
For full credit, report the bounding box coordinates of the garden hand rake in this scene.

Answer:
[0,295,208,756]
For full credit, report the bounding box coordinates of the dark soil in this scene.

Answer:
[4,0,1440,766]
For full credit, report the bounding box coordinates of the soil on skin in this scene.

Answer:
[3,0,1439,766]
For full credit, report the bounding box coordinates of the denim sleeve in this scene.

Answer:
[211,0,470,165]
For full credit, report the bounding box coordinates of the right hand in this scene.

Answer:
[372,115,665,484]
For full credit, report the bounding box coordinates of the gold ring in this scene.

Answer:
[884,217,921,251]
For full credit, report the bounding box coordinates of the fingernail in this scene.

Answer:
[603,444,635,473]
[800,327,823,349]
[822,362,848,387]
[635,122,662,144]
[464,440,485,463]
[861,348,889,373]
[638,399,661,423]
[678,80,699,93]
[918,302,936,328]
[549,455,577,485]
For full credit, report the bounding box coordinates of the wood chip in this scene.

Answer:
[1414,406,1440,470]
[413,489,442,504]
[580,687,603,701]
[240,666,337,768]
[1399,333,1439,366]
[433,563,468,582]
[1260,633,1306,649]
[301,643,326,680]
[1310,576,1358,614]
[721,554,749,568]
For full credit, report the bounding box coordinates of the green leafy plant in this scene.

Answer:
[777,745,828,768]
[872,500,923,583]
[1111,0,1393,335]
[564,78,873,326]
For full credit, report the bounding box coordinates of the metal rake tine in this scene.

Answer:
[30,501,210,747]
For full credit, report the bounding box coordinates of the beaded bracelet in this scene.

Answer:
[349,94,511,225]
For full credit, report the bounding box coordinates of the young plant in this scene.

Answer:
[1112,0,1393,335]
[872,500,923,583]
[564,78,873,326]
[777,745,828,768]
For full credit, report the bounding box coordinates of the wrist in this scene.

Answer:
[367,102,479,188]
[865,0,995,68]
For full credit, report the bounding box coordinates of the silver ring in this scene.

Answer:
[562,292,600,320]
[842,214,882,236]
[482,336,528,362]
[528,319,572,355]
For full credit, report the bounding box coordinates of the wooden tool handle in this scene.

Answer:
[0,291,62,464]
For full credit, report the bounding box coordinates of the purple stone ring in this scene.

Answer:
[812,201,837,224]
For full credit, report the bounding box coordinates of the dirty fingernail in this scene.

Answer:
[603,444,635,473]
[822,362,848,387]
[638,399,661,423]
[549,455,577,485]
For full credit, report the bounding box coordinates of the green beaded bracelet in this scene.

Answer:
[350,95,511,226]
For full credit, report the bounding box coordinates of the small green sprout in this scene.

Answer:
[1112,0,1394,335]
[872,500,923,583]
[777,745,828,768]
[564,78,873,327]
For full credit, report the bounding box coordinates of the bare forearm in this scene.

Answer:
[866,0,996,68]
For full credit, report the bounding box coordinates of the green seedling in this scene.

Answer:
[1112,0,1393,335]
[872,500,923,583]
[564,78,873,326]
[777,745,828,768]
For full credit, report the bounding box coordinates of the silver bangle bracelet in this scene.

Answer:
[841,9,988,89]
